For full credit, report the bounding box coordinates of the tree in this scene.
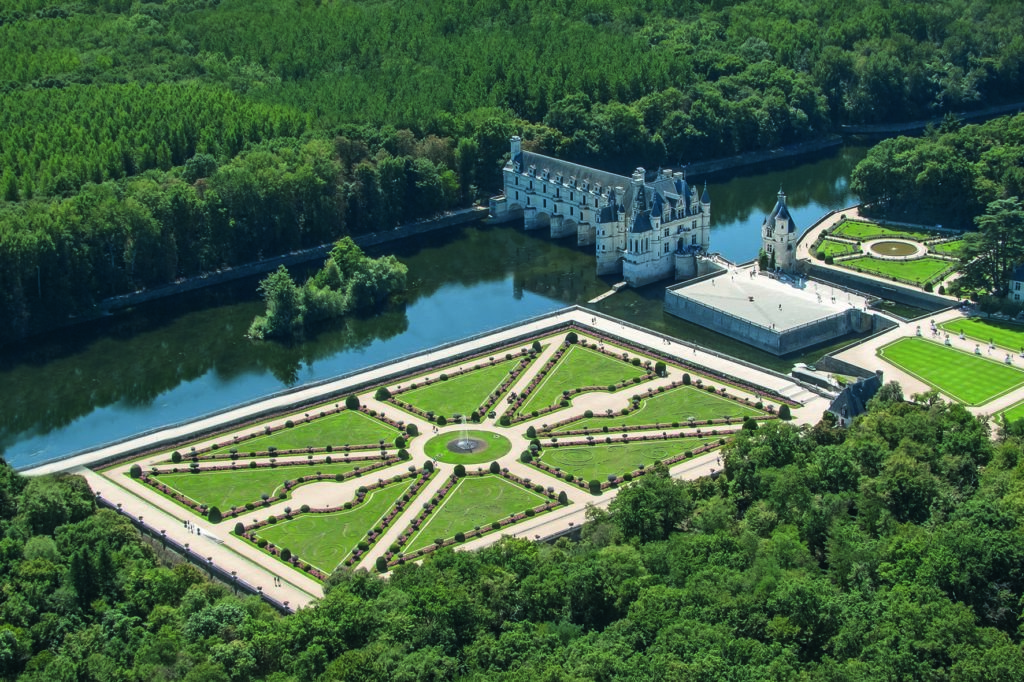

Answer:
[248,266,303,340]
[208,506,222,523]
[960,198,1024,296]
[608,466,692,542]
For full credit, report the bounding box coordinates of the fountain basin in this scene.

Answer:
[424,430,513,465]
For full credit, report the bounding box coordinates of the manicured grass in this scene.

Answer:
[404,476,547,553]
[219,410,399,453]
[519,345,648,414]
[938,318,1024,353]
[817,239,860,258]
[877,337,1024,405]
[931,239,964,258]
[398,358,519,417]
[256,479,415,572]
[424,430,513,465]
[832,220,939,242]
[552,386,762,432]
[999,399,1024,426]
[540,436,716,482]
[838,256,953,285]
[155,461,371,510]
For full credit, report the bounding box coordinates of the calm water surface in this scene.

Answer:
[0,146,865,468]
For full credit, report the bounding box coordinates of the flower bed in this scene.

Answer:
[529,437,728,493]
[386,470,566,568]
[141,454,399,520]
[237,468,436,581]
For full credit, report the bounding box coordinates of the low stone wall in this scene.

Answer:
[664,291,859,356]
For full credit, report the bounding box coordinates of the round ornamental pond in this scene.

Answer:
[869,240,919,257]
[424,430,513,465]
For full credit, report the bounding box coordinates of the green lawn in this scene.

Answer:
[519,345,648,414]
[831,220,939,242]
[404,476,547,553]
[552,386,761,432]
[878,337,1024,405]
[938,318,1024,353]
[999,400,1024,426]
[215,410,399,453]
[154,460,372,510]
[838,256,953,285]
[398,358,519,417]
[424,430,513,465]
[931,239,964,258]
[540,436,716,482]
[817,239,860,258]
[256,479,414,572]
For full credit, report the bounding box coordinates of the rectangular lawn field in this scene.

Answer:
[553,386,762,432]
[877,337,1024,405]
[999,399,1024,426]
[397,357,519,417]
[838,256,953,285]
[519,345,648,414]
[541,436,716,482]
[255,479,415,572]
[938,318,1024,353]
[404,476,548,553]
[153,460,373,510]
[831,220,940,242]
[930,239,964,258]
[195,410,399,455]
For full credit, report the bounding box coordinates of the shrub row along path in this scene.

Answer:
[55,307,831,608]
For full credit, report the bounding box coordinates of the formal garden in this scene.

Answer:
[812,218,961,290]
[117,325,793,577]
[877,337,1024,405]
[938,317,1024,352]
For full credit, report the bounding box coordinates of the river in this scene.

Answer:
[0,145,866,469]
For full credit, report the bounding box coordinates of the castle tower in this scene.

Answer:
[761,188,798,271]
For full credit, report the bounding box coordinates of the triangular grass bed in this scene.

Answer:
[550,385,763,432]
[151,460,370,511]
[254,479,416,574]
[518,344,650,415]
[397,357,520,417]
[538,436,717,483]
[213,409,399,454]
[403,476,547,554]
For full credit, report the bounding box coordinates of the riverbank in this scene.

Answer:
[838,100,1024,137]
[684,135,844,178]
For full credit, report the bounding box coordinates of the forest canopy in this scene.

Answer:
[3,386,1024,679]
[2,0,1024,343]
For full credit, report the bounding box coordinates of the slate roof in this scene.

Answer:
[828,372,883,423]
[765,189,796,233]
[1010,264,1024,282]
[516,151,633,209]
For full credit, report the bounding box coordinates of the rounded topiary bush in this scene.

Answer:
[779,404,792,420]
[454,532,466,542]
[406,424,419,437]
[499,415,511,426]
[171,451,182,464]
[584,409,594,418]
[280,548,292,561]
[375,387,392,401]
[588,479,602,494]
[683,373,691,385]
[234,522,245,535]
[129,464,142,479]
[208,506,222,524]
[439,373,449,381]
[436,415,447,426]
[454,464,466,477]
[655,361,667,377]
[285,419,294,428]
[525,508,536,517]
[257,538,268,548]
[345,395,360,410]
[376,556,388,573]
[532,340,542,353]
[491,521,501,530]
[398,448,410,461]
[300,504,310,513]
[424,461,434,473]
[566,331,578,344]
[489,461,501,474]
[520,451,533,463]
[558,491,568,505]
[526,425,536,438]
[395,435,407,448]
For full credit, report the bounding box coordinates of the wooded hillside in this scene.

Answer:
[2,0,1023,343]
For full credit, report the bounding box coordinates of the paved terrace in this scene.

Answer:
[672,265,871,332]
[27,306,831,609]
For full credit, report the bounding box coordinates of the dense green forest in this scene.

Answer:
[2,388,1024,679]
[2,0,1024,343]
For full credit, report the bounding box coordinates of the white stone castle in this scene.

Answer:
[490,137,712,287]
